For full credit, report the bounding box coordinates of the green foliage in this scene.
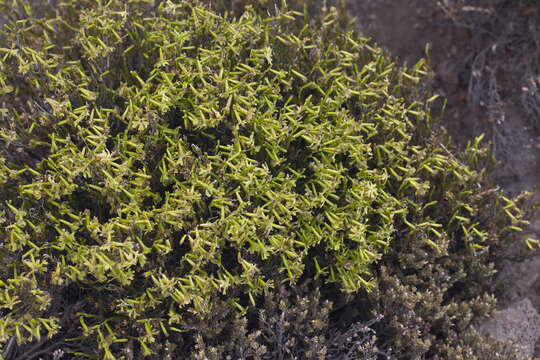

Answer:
[0,0,534,358]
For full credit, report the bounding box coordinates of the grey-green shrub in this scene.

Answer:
[0,0,535,358]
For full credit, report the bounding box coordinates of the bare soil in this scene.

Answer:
[345,0,540,357]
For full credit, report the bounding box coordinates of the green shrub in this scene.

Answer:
[0,0,535,358]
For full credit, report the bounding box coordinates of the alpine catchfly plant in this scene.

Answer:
[0,0,535,358]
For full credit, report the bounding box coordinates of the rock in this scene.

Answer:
[496,256,540,307]
[478,298,540,358]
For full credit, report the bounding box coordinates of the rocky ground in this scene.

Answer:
[345,0,540,357]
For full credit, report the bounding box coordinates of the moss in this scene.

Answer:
[0,0,536,358]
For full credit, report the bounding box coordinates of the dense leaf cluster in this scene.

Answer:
[0,0,534,358]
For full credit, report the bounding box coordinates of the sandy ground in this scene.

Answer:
[345,0,540,357]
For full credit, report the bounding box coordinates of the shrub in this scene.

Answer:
[188,282,385,360]
[0,0,535,358]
